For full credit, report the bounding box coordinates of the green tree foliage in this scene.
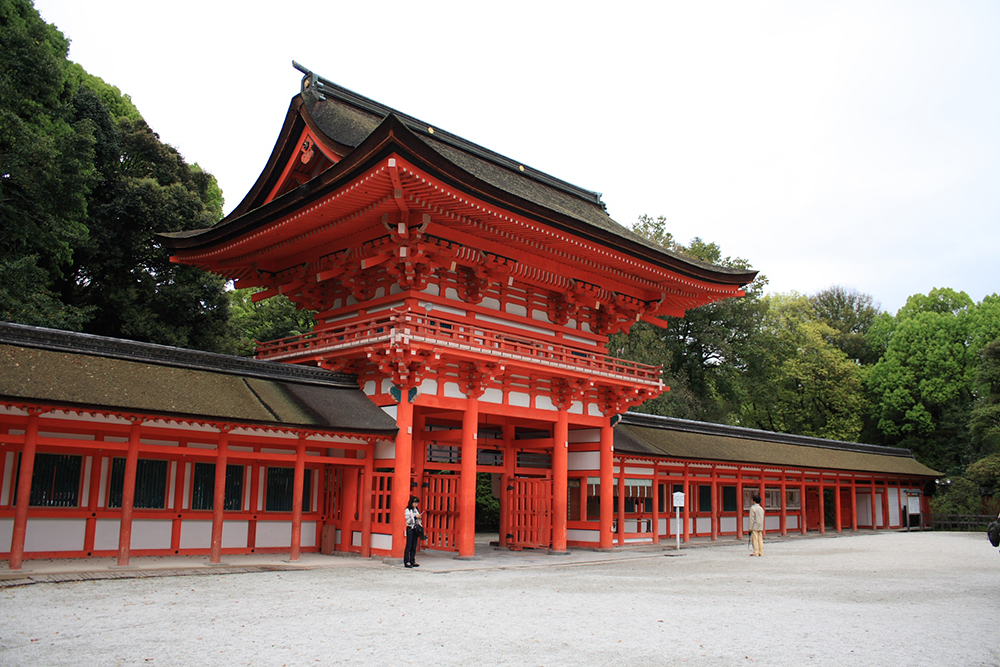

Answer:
[228,289,315,357]
[929,477,982,515]
[866,288,981,473]
[968,338,1000,461]
[1,1,231,351]
[810,285,882,365]
[0,0,95,328]
[741,294,866,441]
[611,218,770,422]
[967,453,1000,497]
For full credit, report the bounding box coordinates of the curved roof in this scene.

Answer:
[616,412,940,477]
[161,65,757,289]
[0,322,397,435]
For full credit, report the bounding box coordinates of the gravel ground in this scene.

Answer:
[1,531,997,667]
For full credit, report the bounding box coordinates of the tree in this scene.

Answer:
[866,289,978,473]
[969,338,1000,458]
[610,220,770,423]
[0,0,95,328]
[739,293,866,441]
[228,289,315,357]
[809,286,882,365]
[929,477,982,515]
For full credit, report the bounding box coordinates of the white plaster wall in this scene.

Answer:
[765,516,780,531]
[787,515,799,529]
[509,392,531,408]
[720,517,737,533]
[371,532,392,551]
[130,520,172,550]
[0,518,12,551]
[256,521,292,548]
[223,520,250,549]
[375,441,396,460]
[180,520,211,549]
[567,528,600,542]
[588,404,604,417]
[301,521,316,548]
[24,518,86,553]
[696,517,711,533]
[420,379,438,396]
[94,519,120,550]
[352,530,362,547]
[481,388,503,404]
[568,451,600,471]
[888,488,900,527]
[381,405,397,420]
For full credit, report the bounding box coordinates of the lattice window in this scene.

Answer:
[108,458,168,509]
[190,463,245,511]
[370,472,393,525]
[16,453,82,507]
[264,467,312,512]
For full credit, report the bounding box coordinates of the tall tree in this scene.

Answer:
[611,220,769,423]
[809,285,882,365]
[0,0,95,328]
[866,289,978,472]
[228,289,315,357]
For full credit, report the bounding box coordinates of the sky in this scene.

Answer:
[32,0,1000,314]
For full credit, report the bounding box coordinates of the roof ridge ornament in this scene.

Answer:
[293,60,325,101]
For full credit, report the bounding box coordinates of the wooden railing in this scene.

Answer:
[930,514,994,531]
[256,309,663,386]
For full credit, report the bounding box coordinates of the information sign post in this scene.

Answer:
[672,491,685,550]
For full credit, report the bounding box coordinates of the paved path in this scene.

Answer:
[1,531,997,666]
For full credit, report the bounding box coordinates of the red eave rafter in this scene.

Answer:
[173,155,745,304]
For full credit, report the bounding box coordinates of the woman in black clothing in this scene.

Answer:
[404,495,423,568]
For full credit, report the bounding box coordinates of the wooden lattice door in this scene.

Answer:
[506,476,552,550]
[423,473,460,551]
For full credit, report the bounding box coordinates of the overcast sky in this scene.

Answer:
[33,0,1000,313]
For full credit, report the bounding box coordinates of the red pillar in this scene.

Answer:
[870,480,877,530]
[616,460,625,546]
[835,478,843,532]
[360,449,374,557]
[779,473,788,536]
[391,390,414,559]
[551,408,569,553]
[290,434,307,561]
[210,429,230,563]
[799,481,807,535]
[340,463,360,552]
[651,463,660,545]
[599,423,614,549]
[458,397,479,557]
[851,478,858,531]
[881,481,890,529]
[818,480,826,534]
[500,420,515,548]
[710,465,718,541]
[8,410,41,570]
[117,420,142,567]
[736,469,744,540]
[682,464,690,543]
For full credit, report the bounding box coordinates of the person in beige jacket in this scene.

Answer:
[749,494,765,557]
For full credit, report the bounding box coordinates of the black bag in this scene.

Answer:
[413,524,425,540]
[987,520,1000,548]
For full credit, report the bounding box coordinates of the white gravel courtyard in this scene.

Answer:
[1,531,997,667]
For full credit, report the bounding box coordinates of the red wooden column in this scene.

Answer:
[834,477,843,532]
[881,480,891,529]
[850,478,858,531]
[551,408,569,553]
[290,433,307,561]
[210,428,230,563]
[9,409,41,570]
[340,460,360,552]
[500,420,515,548]
[779,472,788,536]
[799,480,807,535]
[391,389,415,559]
[682,464,690,543]
[458,397,479,558]
[735,469,744,540]
[710,465,718,541]
[818,479,826,534]
[870,479,878,531]
[83,442,103,556]
[651,463,660,545]
[360,447,374,557]
[616,459,626,546]
[599,423,614,549]
[117,420,142,567]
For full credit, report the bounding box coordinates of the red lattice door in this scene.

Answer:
[506,476,552,550]
[423,473,459,551]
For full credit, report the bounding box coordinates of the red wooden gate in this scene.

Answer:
[423,473,459,551]
[506,477,552,550]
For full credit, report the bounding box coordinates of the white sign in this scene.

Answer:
[907,494,921,514]
[672,491,685,508]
